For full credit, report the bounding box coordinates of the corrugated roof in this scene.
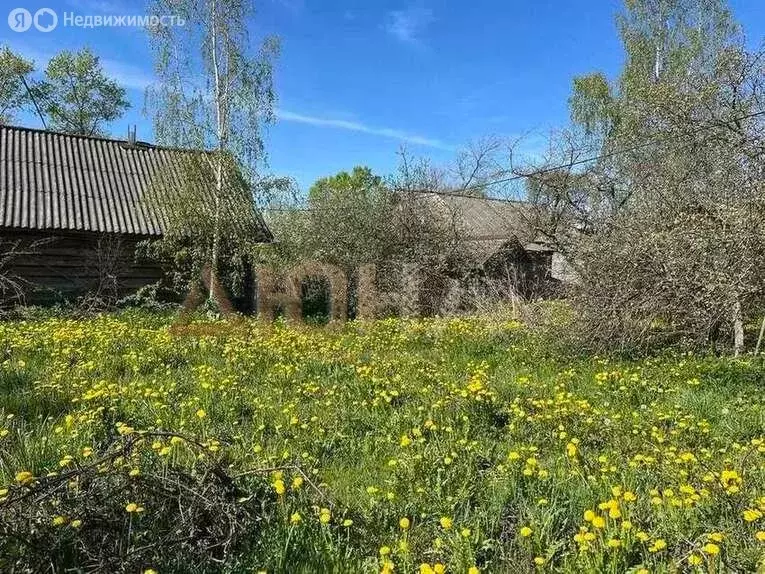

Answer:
[0,124,271,240]
[417,192,539,261]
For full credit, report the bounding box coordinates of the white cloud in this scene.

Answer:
[101,58,154,91]
[8,42,153,92]
[385,5,434,45]
[276,109,452,150]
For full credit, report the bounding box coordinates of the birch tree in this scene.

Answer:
[146,0,278,303]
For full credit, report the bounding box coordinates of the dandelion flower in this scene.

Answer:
[702,543,720,555]
[15,471,33,485]
[743,509,762,522]
[707,532,724,542]
[439,516,453,530]
[520,526,533,537]
[399,517,410,530]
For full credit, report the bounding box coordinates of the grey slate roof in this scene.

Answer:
[416,192,542,262]
[0,125,271,240]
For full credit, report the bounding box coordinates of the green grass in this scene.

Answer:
[0,313,763,573]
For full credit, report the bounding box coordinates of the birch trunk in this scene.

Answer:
[209,0,224,302]
[733,298,744,356]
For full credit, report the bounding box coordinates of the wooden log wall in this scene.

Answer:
[0,229,164,306]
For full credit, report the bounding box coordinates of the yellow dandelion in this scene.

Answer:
[743,509,762,522]
[702,543,720,555]
[15,471,33,485]
[125,502,144,513]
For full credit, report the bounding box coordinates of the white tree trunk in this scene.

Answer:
[209,0,224,302]
[733,299,744,356]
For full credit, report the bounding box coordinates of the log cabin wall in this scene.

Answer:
[0,229,163,306]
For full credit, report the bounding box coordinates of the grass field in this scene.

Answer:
[0,313,764,573]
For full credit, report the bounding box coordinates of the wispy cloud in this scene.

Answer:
[101,59,154,91]
[9,42,153,92]
[65,0,131,14]
[271,0,305,15]
[385,5,434,46]
[276,109,452,150]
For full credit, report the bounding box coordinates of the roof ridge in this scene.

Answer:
[420,190,531,206]
[0,123,210,154]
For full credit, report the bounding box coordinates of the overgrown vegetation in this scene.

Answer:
[525,0,765,353]
[0,313,763,572]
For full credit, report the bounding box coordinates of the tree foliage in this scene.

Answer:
[146,0,280,303]
[37,48,130,136]
[529,0,765,352]
[0,46,34,124]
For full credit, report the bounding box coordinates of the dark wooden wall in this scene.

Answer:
[0,229,164,306]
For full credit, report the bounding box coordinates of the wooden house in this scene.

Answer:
[416,192,571,297]
[0,125,272,306]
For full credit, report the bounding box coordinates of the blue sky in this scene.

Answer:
[3,0,765,191]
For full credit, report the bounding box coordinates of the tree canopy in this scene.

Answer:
[37,48,130,136]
